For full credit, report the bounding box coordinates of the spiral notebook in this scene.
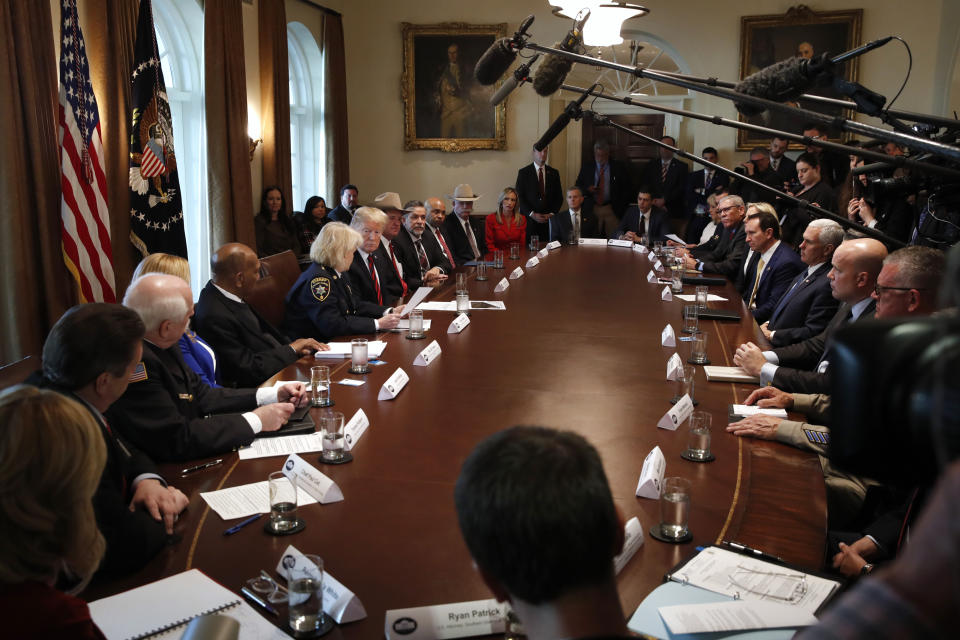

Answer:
[89,569,290,639]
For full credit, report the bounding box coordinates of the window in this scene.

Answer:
[287,22,325,212]
[154,0,209,298]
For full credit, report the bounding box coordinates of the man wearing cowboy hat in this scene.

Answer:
[377,193,418,296]
[443,184,486,265]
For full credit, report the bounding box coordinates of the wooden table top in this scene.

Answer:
[87,244,826,638]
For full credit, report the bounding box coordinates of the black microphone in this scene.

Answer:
[734,54,832,116]
[532,10,589,97]
[533,84,597,151]
[474,15,536,86]
[489,54,540,106]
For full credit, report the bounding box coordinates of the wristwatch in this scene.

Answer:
[860,563,874,576]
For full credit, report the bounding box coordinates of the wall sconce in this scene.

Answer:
[248,104,262,162]
[248,136,262,161]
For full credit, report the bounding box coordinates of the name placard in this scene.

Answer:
[525,256,539,268]
[384,599,506,640]
[413,340,442,367]
[613,517,644,574]
[657,394,693,431]
[494,277,509,292]
[648,252,658,263]
[661,286,673,302]
[343,409,369,452]
[633,243,648,254]
[607,238,633,248]
[282,453,343,504]
[636,446,666,498]
[546,240,561,250]
[654,259,664,271]
[646,270,657,283]
[661,324,676,347]
[509,267,524,280]
[579,237,607,246]
[448,314,471,333]
[378,368,410,401]
[277,545,367,623]
[666,352,684,381]
[537,248,548,258]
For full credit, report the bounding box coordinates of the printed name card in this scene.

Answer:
[661,324,676,347]
[537,248,548,258]
[661,286,673,302]
[525,256,539,268]
[633,243,648,254]
[546,240,561,250]
[607,238,633,248]
[666,353,684,381]
[509,267,524,280]
[447,314,471,333]
[282,453,343,504]
[657,394,694,431]
[384,599,505,640]
[648,252,658,263]
[636,446,666,499]
[277,545,367,623]
[413,340,442,367]
[654,259,664,271]
[579,238,607,246]
[343,409,369,452]
[378,368,410,401]
[494,277,509,292]
[646,270,657,283]
[613,517,644,575]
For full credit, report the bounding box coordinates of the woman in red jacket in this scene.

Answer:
[485,187,526,255]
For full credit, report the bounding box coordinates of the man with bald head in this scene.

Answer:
[734,237,887,394]
[194,243,326,387]
[108,273,307,461]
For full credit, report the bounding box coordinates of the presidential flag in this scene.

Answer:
[128,0,188,258]
[57,0,117,303]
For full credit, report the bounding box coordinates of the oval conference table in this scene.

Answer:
[88,244,826,638]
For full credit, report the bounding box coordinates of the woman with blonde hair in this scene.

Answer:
[0,385,108,638]
[484,187,526,255]
[133,253,220,387]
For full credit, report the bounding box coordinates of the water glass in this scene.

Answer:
[268,471,298,533]
[690,331,709,364]
[658,477,692,540]
[319,411,345,462]
[288,554,325,636]
[682,304,699,334]
[494,249,504,268]
[456,291,470,315]
[475,261,488,281]
[509,243,520,260]
[695,285,709,310]
[350,338,370,374]
[671,265,683,293]
[528,235,539,252]
[672,364,695,405]
[639,233,649,247]
[653,240,663,257]
[685,411,713,461]
[408,309,425,339]
[309,366,331,407]
[456,272,468,294]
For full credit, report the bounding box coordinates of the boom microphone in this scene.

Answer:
[474,15,536,86]
[489,54,541,106]
[532,9,589,97]
[533,84,598,152]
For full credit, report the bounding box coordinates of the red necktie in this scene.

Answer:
[537,166,545,198]
[596,165,606,204]
[388,243,408,298]
[434,229,456,269]
[367,254,382,304]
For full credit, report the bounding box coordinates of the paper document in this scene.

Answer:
[704,366,760,384]
[675,294,728,302]
[416,301,458,311]
[664,233,685,244]
[238,432,324,460]
[401,286,433,316]
[201,480,318,520]
[315,340,387,359]
[470,300,506,310]
[731,405,789,418]
[659,600,817,633]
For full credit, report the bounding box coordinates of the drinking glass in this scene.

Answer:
[509,243,520,260]
[456,272,468,294]
[288,554,325,637]
[494,249,505,268]
[350,338,370,374]
[268,471,298,533]
[408,309,425,339]
[528,235,539,252]
[658,477,692,540]
[695,285,709,310]
[672,364,695,405]
[685,411,713,461]
[309,366,331,407]
[456,291,470,315]
[690,331,709,364]
[319,411,345,462]
[475,261,488,281]
[682,304,699,334]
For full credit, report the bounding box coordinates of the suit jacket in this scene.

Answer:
[576,159,633,218]
[443,213,486,265]
[771,299,877,394]
[698,222,748,280]
[178,330,218,387]
[484,213,526,252]
[771,155,796,185]
[639,156,689,219]
[554,209,600,241]
[768,264,841,347]
[612,206,670,242]
[326,204,354,224]
[733,167,784,208]
[348,247,404,307]
[738,242,806,324]
[283,262,388,341]
[29,374,169,578]
[685,168,730,217]
[782,181,835,247]
[393,226,452,287]
[193,281,299,387]
[515,163,564,242]
[106,342,259,462]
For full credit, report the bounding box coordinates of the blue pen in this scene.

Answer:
[224,513,261,536]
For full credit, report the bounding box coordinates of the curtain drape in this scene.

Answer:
[259,0,292,209]
[321,11,349,200]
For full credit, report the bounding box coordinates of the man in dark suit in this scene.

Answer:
[762,219,844,347]
[575,139,633,237]
[424,196,458,269]
[734,238,887,394]
[394,201,451,287]
[326,183,358,224]
[685,147,730,219]
[639,135,689,236]
[681,194,748,280]
[348,207,406,306]
[612,187,669,243]
[194,243,325,387]
[31,303,188,578]
[802,123,848,188]
[109,274,306,462]
[733,147,784,207]
[443,183,486,264]
[737,207,805,324]
[515,146,564,244]
[769,135,796,185]
[553,186,599,242]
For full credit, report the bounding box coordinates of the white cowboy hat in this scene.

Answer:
[446,184,481,202]
[372,192,413,212]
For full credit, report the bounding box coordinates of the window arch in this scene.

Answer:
[287,21,325,211]
[154,0,209,298]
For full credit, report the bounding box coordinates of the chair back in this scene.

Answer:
[0,355,38,391]
[247,250,301,328]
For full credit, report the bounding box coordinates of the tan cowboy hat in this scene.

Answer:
[446,184,481,202]
[373,192,413,212]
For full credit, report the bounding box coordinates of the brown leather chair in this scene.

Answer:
[0,355,38,391]
[246,250,302,329]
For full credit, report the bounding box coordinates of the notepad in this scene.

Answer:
[88,569,289,639]
[703,365,760,384]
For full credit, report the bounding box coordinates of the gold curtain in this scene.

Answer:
[259,0,292,208]
[205,0,255,249]
[0,1,72,362]
[322,11,349,200]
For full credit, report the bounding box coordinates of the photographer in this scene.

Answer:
[848,157,915,245]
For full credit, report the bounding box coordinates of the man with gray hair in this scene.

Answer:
[348,205,405,306]
[762,219,844,347]
[575,139,632,236]
[681,194,748,280]
[108,273,305,462]
[394,199,451,286]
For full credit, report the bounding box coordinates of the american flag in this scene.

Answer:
[57,0,116,303]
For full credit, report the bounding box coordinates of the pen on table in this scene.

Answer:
[241,586,279,616]
[224,514,261,536]
[725,540,783,563]
[182,458,223,475]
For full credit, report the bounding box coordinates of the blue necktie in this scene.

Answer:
[770,270,808,325]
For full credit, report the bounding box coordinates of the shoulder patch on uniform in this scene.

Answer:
[803,428,829,445]
[129,362,148,383]
[310,276,331,302]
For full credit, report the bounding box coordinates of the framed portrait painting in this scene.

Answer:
[401,22,507,152]
[737,5,863,150]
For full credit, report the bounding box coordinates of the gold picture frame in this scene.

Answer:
[401,22,507,152]
[737,5,863,150]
